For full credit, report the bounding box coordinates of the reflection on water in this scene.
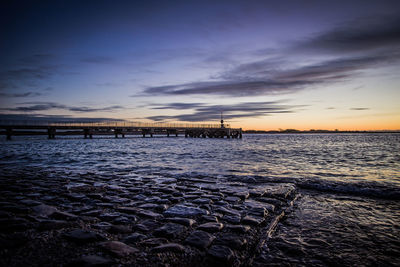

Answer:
[1,133,400,186]
[266,193,400,266]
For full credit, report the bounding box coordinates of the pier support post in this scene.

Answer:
[6,127,12,140]
[47,128,56,139]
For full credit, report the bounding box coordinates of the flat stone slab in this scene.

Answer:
[167,217,196,227]
[72,255,114,266]
[99,241,138,257]
[32,204,58,217]
[151,243,186,253]
[198,222,224,233]
[185,230,215,249]
[63,229,106,244]
[154,223,186,239]
[123,233,147,244]
[214,233,247,250]
[164,204,209,218]
[207,245,234,264]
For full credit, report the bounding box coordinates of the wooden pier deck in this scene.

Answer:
[0,121,242,140]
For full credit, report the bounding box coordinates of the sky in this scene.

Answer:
[1,0,399,130]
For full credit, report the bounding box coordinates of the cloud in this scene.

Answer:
[0,102,125,113]
[143,53,396,97]
[0,113,125,123]
[0,92,42,97]
[350,107,370,111]
[147,101,303,122]
[296,15,400,53]
[81,56,115,64]
[141,15,400,98]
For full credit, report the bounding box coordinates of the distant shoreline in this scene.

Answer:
[243,130,400,134]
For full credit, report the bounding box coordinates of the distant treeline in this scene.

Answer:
[243,129,400,134]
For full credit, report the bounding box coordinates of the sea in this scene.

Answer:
[1,133,399,265]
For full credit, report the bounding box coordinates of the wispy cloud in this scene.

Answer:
[0,102,125,113]
[0,92,42,97]
[147,101,304,122]
[81,56,116,64]
[0,113,125,123]
[350,107,370,111]
[141,15,400,98]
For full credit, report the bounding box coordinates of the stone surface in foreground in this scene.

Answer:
[0,168,298,266]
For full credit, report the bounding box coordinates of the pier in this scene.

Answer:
[0,121,242,140]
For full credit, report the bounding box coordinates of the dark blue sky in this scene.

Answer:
[1,0,399,130]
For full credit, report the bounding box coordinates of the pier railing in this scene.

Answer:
[0,120,229,129]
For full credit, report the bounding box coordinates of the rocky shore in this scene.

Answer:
[0,168,298,266]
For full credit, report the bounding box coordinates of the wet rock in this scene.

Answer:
[51,210,78,220]
[193,198,213,205]
[71,255,114,266]
[64,229,106,244]
[100,241,138,257]
[140,237,168,247]
[185,230,215,249]
[164,204,209,218]
[19,199,42,206]
[214,206,241,217]
[116,206,140,214]
[123,233,147,244]
[242,215,264,226]
[234,191,250,200]
[38,219,70,231]
[222,214,241,224]
[201,215,219,222]
[263,184,296,200]
[92,222,113,231]
[167,217,196,227]
[108,224,132,234]
[112,216,132,224]
[214,234,247,250]
[225,196,241,203]
[32,204,58,217]
[225,225,250,233]
[99,212,121,221]
[152,243,186,253]
[154,223,186,239]
[137,210,163,220]
[207,245,234,264]
[198,222,224,233]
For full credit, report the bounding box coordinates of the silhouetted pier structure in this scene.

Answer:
[0,121,242,140]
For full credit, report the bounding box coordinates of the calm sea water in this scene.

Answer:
[1,133,400,265]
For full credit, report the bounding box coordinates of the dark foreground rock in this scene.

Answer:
[0,168,299,266]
